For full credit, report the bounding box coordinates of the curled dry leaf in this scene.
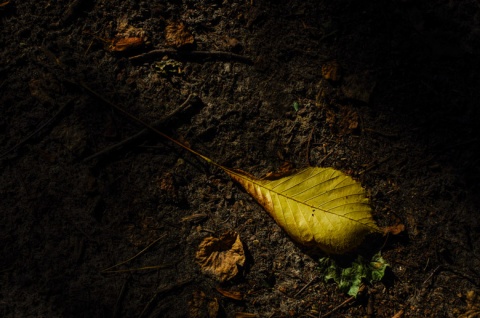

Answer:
[196,231,245,282]
[165,21,195,49]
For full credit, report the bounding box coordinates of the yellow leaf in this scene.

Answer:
[225,167,380,254]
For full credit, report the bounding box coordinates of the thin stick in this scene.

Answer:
[103,264,174,274]
[129,48,253,65]
[75,80,219,168]
[113,274,130,318]
[0,99,73,159]
[321,295,354,317]
[101,234,166,273]
[318,149,334,166]
[83,93,195,162]
[294,275,317,298]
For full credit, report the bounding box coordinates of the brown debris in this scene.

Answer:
[108,37,144,52]
[165,21,195,49]
[196,231,245,282]
[321,60,342,82]
[215,286,244,300]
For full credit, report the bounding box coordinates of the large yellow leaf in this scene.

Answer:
[225,167,380,254]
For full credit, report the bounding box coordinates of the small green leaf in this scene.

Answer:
[318,252,388,296]
[292,101,299,112]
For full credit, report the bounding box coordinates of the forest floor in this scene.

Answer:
[2,0,480,317]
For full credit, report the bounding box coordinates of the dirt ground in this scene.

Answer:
[2,0,480,317]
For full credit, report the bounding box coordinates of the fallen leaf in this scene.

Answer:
[108,37,144,52]
[226,167,379,254]
[215,286,244,300]
[196,231,245,282]
[106,17,147,52]
[165,21,195,49]
[132,118,380,255]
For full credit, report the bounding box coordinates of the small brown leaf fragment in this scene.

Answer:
[165,21,195,49]
[382,223,405,236]
[158,172,178,200]
[322,60,342,82]
[108,37,144,52]
[196,231,245,282]
[0,1,11,8]
[215,286,244,300]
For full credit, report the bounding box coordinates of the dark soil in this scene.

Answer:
[2,0,480,317]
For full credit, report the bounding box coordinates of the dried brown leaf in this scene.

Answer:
[196,231,245,282]
[108,37,144,52]
[165,22,195,49]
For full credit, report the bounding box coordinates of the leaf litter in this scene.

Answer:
[196,231,246,282]
[80,83,388,294]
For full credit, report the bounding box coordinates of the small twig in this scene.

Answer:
[137,278,193,318]
[321,295,355,317]
[103,263,175,274]
[101,234,167,273]
[83,93,195,162]
[294,275,317,298]
[113,274,131,318]
[318,149,334,166]
[129,48,253,65]
[0,99,73,160]
[422,265,442,285]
